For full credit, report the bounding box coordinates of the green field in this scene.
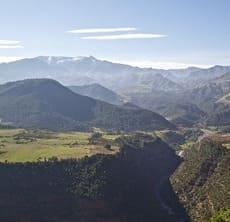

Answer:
[179,140,195,149]
[0,129,120,163]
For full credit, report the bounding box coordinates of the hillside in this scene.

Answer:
[121,73,183,93]
[69,83,123,105]
[171,135,230,221]
[209,208,230,222]
[127,90,206,126]
[205,104,230,128]
[0,134,189,222]
[217,92,230,104]
[155,102,205,126]
[127,69,230,128]
[182,66,230,87]
[0,79,174,131]
[200,72,230,127]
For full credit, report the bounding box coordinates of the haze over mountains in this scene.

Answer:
[0,56,229,222]
[0,56,229,129]
[1,56,230,91]
[1,0,230,220]
[0,79,174,131]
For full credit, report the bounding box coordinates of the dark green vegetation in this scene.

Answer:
[171,137,230,221]
[0,134,189,222]
[209,208,230,222]
[154,128,203,150]
[205,103,230,127]
[127,92,206,126]
[0,79,174,131]
[154,130,185,149]
[69,83,123,105]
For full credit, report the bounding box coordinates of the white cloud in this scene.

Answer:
[82,33,167,40]
[67,27,137,34]
[0,39,23,49]
[0,40,21,45]
[0,45,23,49]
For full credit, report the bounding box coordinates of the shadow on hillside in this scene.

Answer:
[159,177,190,222]
[0,135,191,222]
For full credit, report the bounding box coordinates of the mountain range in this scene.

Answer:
[1,56,230,92]
[127,70,230,127]
[0,56,229,222]
[0,79,174,131]
[0,56,229,129]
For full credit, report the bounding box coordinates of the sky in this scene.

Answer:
[0,0,229,69]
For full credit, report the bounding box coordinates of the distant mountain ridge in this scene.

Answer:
[0,79,174,131]
[69,83,123,105]
[1,56,229,128]
[0,56,229,93]
[126,69,230,127]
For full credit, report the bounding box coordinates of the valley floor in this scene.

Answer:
[0,127,229,222]
[0,129,120,163]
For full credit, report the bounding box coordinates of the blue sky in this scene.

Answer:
[0,0,229,68]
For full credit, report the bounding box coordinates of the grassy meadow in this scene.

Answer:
[0,129,120,163]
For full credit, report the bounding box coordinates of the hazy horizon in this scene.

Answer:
[0,55,220,70]
[0,0,230,69]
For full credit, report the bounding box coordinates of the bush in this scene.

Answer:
[104,144,111,150]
